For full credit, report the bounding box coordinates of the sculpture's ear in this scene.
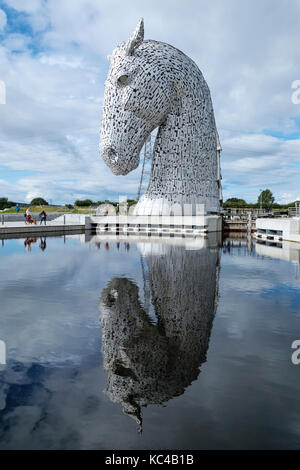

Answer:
[126,18,144,56]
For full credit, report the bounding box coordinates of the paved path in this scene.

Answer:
[0,220,83,227]
[0,218,85,237]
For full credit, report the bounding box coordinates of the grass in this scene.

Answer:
[2,205,65,214]
[1,205,97,214]
[1,201,137,214]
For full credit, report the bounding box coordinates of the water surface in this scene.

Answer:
[0,233,299,449]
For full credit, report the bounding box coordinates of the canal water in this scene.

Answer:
[0,233,299,449]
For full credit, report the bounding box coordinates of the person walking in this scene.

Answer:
[39,210,47,225]
[25,208,31,224]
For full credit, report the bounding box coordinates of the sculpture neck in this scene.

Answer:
[135,72,220,216]
[150,110,199,195]
[145,96,218,208]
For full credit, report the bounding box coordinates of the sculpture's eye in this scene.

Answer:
[117,74,130,87]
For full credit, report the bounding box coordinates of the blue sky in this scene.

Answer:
[0,0,300,204]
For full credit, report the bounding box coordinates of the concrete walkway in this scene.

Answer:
[0,214,86,236]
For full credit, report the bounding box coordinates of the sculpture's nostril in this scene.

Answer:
[104,147,118,161]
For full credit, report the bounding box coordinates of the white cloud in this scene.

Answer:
[3,0,42,13]
[0,0,300,203]
[0,8,7,31]
[220,133,300,201]
[2,33,31,52]
[278,193,300,204]
[39,55,84,69]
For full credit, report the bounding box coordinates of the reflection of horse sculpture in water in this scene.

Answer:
[99,242,220,431]
[100,19,220,216]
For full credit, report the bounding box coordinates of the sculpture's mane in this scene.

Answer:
[130,39,207,100]
[114,38,200,75]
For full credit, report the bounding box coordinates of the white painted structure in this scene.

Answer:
[100,19,221,224]
[256,217,300,243]
[86,214,222,235]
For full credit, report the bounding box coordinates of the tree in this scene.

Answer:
[223,198,247,208]
[74,199,93,207]
[257,189,275,210]
[30,197,49,206]
[0,197,15,210]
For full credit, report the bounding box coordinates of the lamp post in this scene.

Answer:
[260,189,263,213]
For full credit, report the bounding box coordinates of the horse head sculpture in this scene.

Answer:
[100,19,220,215]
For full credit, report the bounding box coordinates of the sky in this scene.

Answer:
[0,0,300,205]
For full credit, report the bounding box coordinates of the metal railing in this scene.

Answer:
[0,213,86,227]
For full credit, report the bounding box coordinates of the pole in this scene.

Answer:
[260,189,263,213]
[137,142,147,201]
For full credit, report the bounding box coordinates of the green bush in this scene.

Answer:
[223,198,247,208]
[30,197,49,206]
[74,199,93,207]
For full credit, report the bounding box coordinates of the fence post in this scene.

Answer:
[1,214,4,225]
[63,214,66,225]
